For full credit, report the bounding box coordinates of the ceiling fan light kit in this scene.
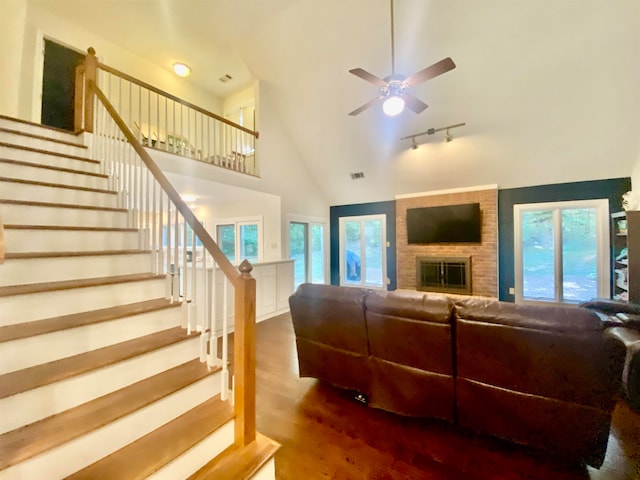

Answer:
[348,0,456,117]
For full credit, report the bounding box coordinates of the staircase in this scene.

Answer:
[0,115,278,479]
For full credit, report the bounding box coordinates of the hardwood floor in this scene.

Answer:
[255,313,640,480]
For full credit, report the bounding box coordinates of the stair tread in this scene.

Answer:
[0,127,88,148]
[0,297,179,343]
[3,224,137,232]
[0,198,127,212]
[0,141,97,163]
[0,272,165,298]
[0,359,221,470]
[65,395,233,480]
[0,114,84,137]
[188,432,280,480]
[6,249,151,260]
[0,326,193,399]
[0,176,116,194]
[0,157,105,178]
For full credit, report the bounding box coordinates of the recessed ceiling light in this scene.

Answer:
[173,63,191,77]
[181,194,196,203]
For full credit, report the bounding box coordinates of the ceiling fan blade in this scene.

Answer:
[405,57,456,87]
[402,93,428,114]
[349,68,387,87]
[348,96,384,116]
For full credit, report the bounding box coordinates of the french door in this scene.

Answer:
[289,221,326,288]
[514,199,610,304]
[339,215,387,289]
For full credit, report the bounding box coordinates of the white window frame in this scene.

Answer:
[513,199,610,305]
[339,214,387,290]
[214,216,263,265]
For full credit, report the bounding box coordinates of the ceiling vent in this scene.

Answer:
[350,172,365,180]
[219,74,233,83]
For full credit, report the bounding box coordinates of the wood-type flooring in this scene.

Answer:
[255,313,640,480]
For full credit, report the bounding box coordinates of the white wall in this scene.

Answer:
[1,0,27,118]
[14,3,222,123]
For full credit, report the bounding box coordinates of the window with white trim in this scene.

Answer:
[214,217,262,264]
[514,199,610,304]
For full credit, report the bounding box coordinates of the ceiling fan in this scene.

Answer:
[348,0,456,117]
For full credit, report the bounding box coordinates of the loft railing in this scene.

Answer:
[75,48,257,448]
[76,48,259,176]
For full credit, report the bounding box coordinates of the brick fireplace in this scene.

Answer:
[396,187,498,298]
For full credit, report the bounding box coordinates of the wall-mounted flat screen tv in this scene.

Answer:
[406,203,481,244]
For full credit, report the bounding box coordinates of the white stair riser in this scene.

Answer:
[5,228,140,253]
[0,308,183,375]
[146,420,234,480]
[252,459,277,480]
[0,336,204,434]
[0,132,88,157]
[0,162,108,190]
[0,181,117,208]
[0,253,152,286]
[0,374,221,480]
[0,145,100,174]
[0,118,84,143]
[0,279,167,326]
[0,203,129,228]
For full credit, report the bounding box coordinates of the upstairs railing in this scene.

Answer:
[75,48,257,448]
[76,48,259,176]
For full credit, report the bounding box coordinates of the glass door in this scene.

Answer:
[514,199,610,304]
[289,221,326,289]
[339,215,386,288]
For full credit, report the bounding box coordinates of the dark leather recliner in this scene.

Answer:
[365,290,456,421]
[453,297,624,467]
[288,283,371,397]
[289,284,625,468]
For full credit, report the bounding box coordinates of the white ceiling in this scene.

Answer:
[31,0,640,206]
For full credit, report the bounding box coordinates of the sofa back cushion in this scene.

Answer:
[289,283,369,354]
[365,290,454,374]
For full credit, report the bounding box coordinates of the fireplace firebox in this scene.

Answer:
[416,256,472,295]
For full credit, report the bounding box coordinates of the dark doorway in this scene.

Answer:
[41,39,84,131]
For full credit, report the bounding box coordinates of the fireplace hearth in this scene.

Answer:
[416,256,472,295]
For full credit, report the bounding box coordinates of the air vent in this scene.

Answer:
[218,74,233,83]
[350,172,365,180]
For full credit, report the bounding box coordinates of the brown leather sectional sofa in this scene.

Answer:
[289,283,625,468]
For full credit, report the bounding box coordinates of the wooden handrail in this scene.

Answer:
[91,79,257,446]
[90,81,242,286]
[98,63,259,139]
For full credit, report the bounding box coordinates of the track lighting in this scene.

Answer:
[401,122,465,147]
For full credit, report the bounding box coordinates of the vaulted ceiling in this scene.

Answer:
[31,0,640,206]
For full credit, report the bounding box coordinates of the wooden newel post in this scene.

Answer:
[234,259,257,446]
[83,47,98,133]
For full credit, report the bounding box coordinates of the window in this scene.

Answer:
[514,199,610,304]
[339,214,387,289]
[289,220,326,288]
[214,217,262,264]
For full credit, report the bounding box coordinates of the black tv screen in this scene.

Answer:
[406,203,481,244]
